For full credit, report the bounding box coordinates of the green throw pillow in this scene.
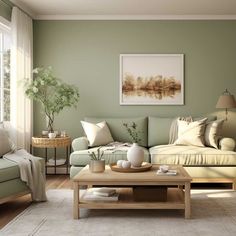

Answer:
[0,128,12,157]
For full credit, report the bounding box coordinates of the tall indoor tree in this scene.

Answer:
[24,67,79,132]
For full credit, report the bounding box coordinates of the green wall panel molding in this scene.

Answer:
[33,20,236,140]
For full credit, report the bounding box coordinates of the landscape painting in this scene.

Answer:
[120,54,184,105]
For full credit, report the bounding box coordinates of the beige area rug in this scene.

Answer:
[1,189,236,236]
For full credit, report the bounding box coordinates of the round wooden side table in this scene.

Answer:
[30,136,71,175]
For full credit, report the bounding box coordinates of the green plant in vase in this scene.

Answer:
[123,122,142,144]
[23,67,79,132]
[89,147,105,173]
[89,147,104,160]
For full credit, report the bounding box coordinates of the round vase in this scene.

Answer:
[127,143,144,167]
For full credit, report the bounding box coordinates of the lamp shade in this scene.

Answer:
[216,90,236,109]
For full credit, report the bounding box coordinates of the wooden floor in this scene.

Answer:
[0,175,72,230]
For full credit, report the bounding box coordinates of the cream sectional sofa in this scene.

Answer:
[70,116,236,188]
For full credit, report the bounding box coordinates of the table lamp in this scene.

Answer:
[216,89,236,120]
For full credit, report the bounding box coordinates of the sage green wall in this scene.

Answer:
[0,0,12,21]
[33,20,236,140]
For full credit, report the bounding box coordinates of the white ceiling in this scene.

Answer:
[9,0,236,20]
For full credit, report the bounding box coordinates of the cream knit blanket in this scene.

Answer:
[104,142,132,152]
[4,149,47,202]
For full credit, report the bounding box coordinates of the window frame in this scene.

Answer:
[0,16,11,122]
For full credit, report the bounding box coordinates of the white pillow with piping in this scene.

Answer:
[81,120,114,147]
[174,118,207,147]
[205,119,224,149]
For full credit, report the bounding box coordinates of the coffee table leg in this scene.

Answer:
[73,182,80,219]
[184,182,191,219]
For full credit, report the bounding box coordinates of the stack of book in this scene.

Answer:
[82,188,119,201]
[156,169,177,176]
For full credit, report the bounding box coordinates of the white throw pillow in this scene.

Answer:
[174,118,207,147]
[205,119,224,149]
[81,121,114,147]
[0,128,12,157]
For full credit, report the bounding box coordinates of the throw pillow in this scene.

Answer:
[0,128,12,157]
[81,120,114,147]
[174,118,207,147]
[205,119,224,149]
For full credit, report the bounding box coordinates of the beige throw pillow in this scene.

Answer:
[81,121,114,147]
[174,118,207,147]
[205,119,224,149]
[0,128,12,157]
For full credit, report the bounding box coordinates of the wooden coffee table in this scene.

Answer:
[73,165,192,219]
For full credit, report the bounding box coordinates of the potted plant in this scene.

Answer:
[23,67,79,133]
[89,147,105,173]
[123,122,142,144]
[123,122,144,167]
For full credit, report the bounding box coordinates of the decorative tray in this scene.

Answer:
[109,162,152,173]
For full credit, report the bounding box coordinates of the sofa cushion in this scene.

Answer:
[174,118,207,147]
[194,116,216,122]
[0,178,29,199]
[148,116,217,147]
[205,119,224,149]
[148,117,173,147]
[85,117,148,147]
[0,128,12,157]
[219,138,236,151]
[81,121,114,147]
[0,158,20,183]
[150,144,236,166]
[70,146,150,166]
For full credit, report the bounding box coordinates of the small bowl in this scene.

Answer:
[48,132,57,139]
[159,165,169,173]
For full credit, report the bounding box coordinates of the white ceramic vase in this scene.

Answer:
[127,143,144,167]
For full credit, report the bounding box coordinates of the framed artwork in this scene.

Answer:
[120,54,184,105]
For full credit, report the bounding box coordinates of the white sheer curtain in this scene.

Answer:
[10,7,33,151]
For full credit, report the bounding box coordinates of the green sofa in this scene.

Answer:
[70,116,236,188]
[0,157,45,204]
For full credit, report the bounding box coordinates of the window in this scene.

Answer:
[0,17,11,122]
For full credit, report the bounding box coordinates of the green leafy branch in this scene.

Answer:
[89,147,104,160]
[123,122,142,144]
[23,67,79,132]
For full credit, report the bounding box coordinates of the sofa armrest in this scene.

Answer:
[72,137,89,151]
[219,138,236,151]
